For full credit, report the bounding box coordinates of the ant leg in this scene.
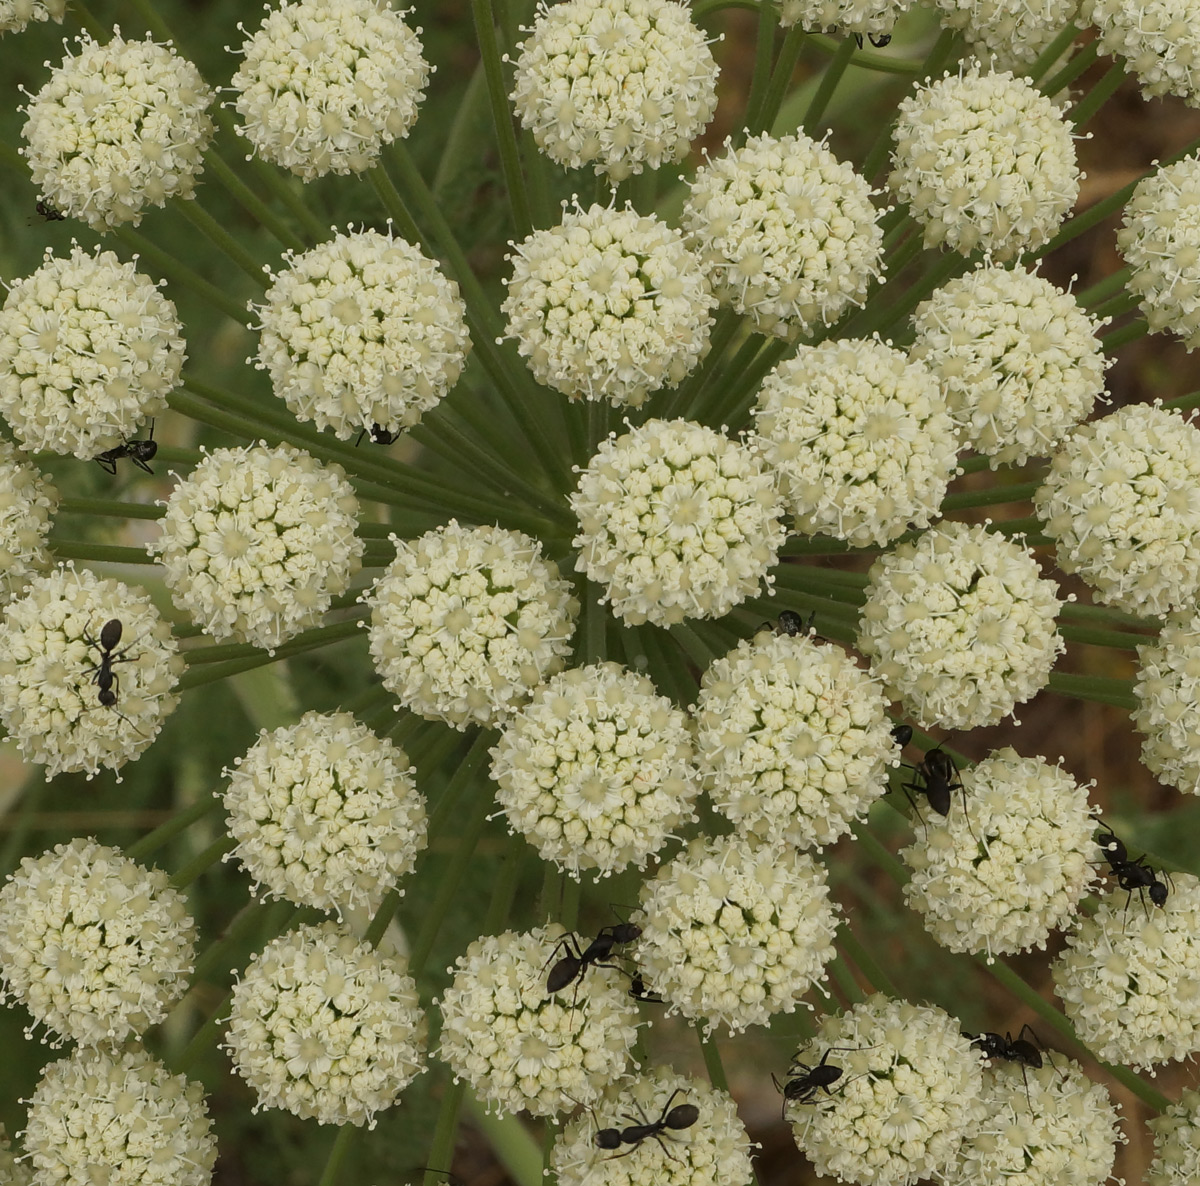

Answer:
[900,781,929,840]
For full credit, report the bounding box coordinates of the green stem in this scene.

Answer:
[67,0,113,38]
[1046,672,1136,709]
[51,541,153,565]
[200,146,307,254]
[802,33,853,135]
[828,952,866,1003]
[364,887,402,949]
[1078,266,1132,309]
[421,1077,466,1186]
[699,1031,731,1092]
[837,922,900,997]
[1041,40,1099,100]
[1091,291,1140,322]
[1101,319,1149,352]
[168,835,237,890]
[463,1095,545,1186]
[1028,24,1081,85]
[755,27,809,138]
[173,198,270,289]
[126,791,221,861]
[739,0,779,142]
[807,34,925,75]
[317,1128,355,1186]
[941,480,1042,511]
[0,774,48,878]
[665,308,744,419]
[58,497,164,520]
[180,616,364,667]
[1069,61,1127,127]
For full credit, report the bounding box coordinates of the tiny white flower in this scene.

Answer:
[683,132,884,339]
[225,921,426,1127]
[1117,155,1200,350]
[910,265,1109,467]
[231,0,429,180]
[1148,1086,1200,1186]
[1052,872,1200,1071]
[778,0,910,36]
[223,711,428,916]
[1085,0,1200,107]
[491,661,700,877]
[1134,614,1200,795]
[633,834,839,1034]
[22,1046,217,1186]
[0,440,57,607]
[0,245,184,459]
[436,924,640,1117]
[754,337,958,546]
[0,1122,30,1186]
[889,65,1080,260]
[510,0,719,181]
[150,442,363,651]
[364,520,578,730]
[787,995,987,1186]
[901,748,1100,957]
[551,1067,756,1186]
[858,521,1065,730]
[571,418,787,627]
[503,203,715,407]
[0,564,184,779]
[21,31,214,229]
[1,0,66,35]
[1034,403,1200,617]
[696,630,898,849]
[927,0,1082,72]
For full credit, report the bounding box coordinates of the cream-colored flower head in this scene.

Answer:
[0,837,194,1047]
[1034,403,1200,617]
[889,65,1080,260]
[901,748,1099,957]
[437,924,640,1116]
[225,921,426,1127]
[696,631,897,849]
[788,996,986,1186]
[491,662,700,877]
[364,521,578,729]
[941,1056,1124,1186]
[231,0,429,180]
[150,442,362,651]
[21,31,213,229]
[683,132,884,339]
[223,711,427,916]
[22,1047,217,1186]
[858,522,1064,730]
[1086,0,1200,106]
[1149,1087,1200,1186]
[777,0,910,36]
[910,265,1108,467]
[0,565,183,779]
[551,1068,756,1186]
[1052,872,1200,1071]
[1135,614,1200,794]
[633,834,839,1034]
[754,338,958,546]
[0,245,184,459]
[1117,155,1200,350]
[0,1123,30,1186]
[510,0,719,182]
[571,418,786,627]
[254,228,470,439]
[1,0,66,34]
[502,203,715,407]
[0,440,56,606]
[928,0,1081,71]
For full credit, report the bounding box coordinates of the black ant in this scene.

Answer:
[81,618,144,733]
[965,1025,1056,1107]
[94,420,157,476]
[35,199,66,222]
[592,1088,699,1161]
[891,723,913,748]
[355,422,401,446]
[546,923,641,999]
[853,32,892,48]
[759,609,827,642]
[1095,821,1172,912]
[771,1045,874,1120]
[903,747,977,842]
[627,972,664,1004]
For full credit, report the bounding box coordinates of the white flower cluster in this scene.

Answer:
[231,0,429,180]
[1085,0,1200,106]
[254,229,470,440]
[1117,155,1200,350]
[22,1046,217,1186]
[787,995,986,1186]
[21,32,213,229]
[754,338,957,546]
[858,521,1064,730]
[1034,403,1200,617]
[1149,1087,1200,1186]
[223,711,428,916]
[0,1122,29,1186]
[942,1056,1124,1186]
[503,203,715,407]
[551,1067,756,1186]
[437,925,639,1116]
[0,565,183,779]
[226,923,425,1128]
[888,66,1080,259]
[633,834,839,1033]
[696,630,897,849]
[1134,615,1200,795]
[0,440,56,606]
[571,418,786,626]
[364,521,578,729]
[0,837,195,1046]
[510,0,719,181]
[150,442,362,651]
[1,0,66,34]
[0,245,184,459]
[901,748,1098,957]
[926,0,1081,72]
[491,662,699,877]
[1052,872,1200,1070]
[777,0,909,36]
[910,265,1108,467]
[683,132,884,339]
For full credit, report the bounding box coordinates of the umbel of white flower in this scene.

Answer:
[777,0,909,37]
[1086,0,1200,107]
[1135,613,1200,795]
[1,0,67,34]
[927,0,1080,72]
[0,439,57,607]
[1148,1087,1200,1186]
[510,0,719,182]
[0,1122,29,1186]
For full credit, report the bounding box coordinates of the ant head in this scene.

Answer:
[1150,879,1169,907]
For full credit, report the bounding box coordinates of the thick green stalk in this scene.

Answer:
[363,887,401,949]
[802,33,853,135]
[1046,672,1136,709]
[664,308,745,420]
[421,1077,467,1186]
[126,791,221,861]
[199,146,307,254]
[837,920,900,997]
[168,835,237,890]
[828,952,867,1003]
[50,541,153,565]
[1101,319,1149,352]
[1079,266,1132,308]
[753,27,809,137]
[738,0,780,144]
[1069,61,1128,127]
[317,1129,354,1186]
[464,1096,544,1186]
[58,498,164,520]
[1041,40,1100,100]
[1028,24,1081,85]
[941,480,1042,511]
[173,198,270,289]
